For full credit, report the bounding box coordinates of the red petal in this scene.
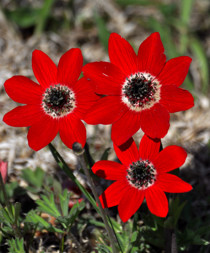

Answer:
[160,85,194,113]
[109,33,138,76]
[92,161,127,180]
[111,110,141,146]
[145,185,168,217]
[118,187,144,222]
[140,103,170,139]
[153,146,187,173]
[157,173,192,193]
[57,48,83,88]
[27,115,59,151]
[157,56,192,87]
[84,96,128,125]
[72,78,99,119]
[32,50,57,89]
[99,180,128,208]
[4,76,42,104]
[114,138,139,167]
[83,62,126,95]
[139,134,160,162]
[59,114,86,149]
[138,32,166,77]
[3,105,43,127]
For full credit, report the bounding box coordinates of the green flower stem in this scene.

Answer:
[160,141,178,253]
[48,143,98,212]
[165,194,178,253]
[165,227,178,253]
[35,0,55,36]
[84,143,95,168]
[72,142,118,253]
[106,212,123,253]
[83,144,123,253]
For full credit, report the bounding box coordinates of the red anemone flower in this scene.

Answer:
[92,135,192,222]
[83,33,194,146]
[3,49,98,151]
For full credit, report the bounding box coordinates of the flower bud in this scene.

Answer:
[0,160,8,183]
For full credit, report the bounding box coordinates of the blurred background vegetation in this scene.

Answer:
[0,0,209,252]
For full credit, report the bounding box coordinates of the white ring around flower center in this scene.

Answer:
[121,72,161,112]
[126,159,157,190]
[42,84,76,119]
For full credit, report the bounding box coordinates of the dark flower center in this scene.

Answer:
[127,159,156,189]
[122,73,160,110]
[42,85,75,118]
[49,89,67,107]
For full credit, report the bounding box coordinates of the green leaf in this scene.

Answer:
[36,193,61,218]
[190,37,209,93]
[97,244,112,253]
[52,178,62,195]
[131,246,139,253]
[131,231,138,243]
[94,12,110,51]
[193,235,209,246]
[170,197,186,228]
[4,8,41,28]
[180,0,194,26]
[108,217,122,233]
[0,204,15,224]
[89,219,105,228]
[1,226,14,236]
[14,202,21,225]
[25,210,63,233]
[22,167,44,189]
[68,200,85,219]
[35,0,55,35]
[57,200,85,229]
[159,3,177,17]
[4,181,19,200]
[0,205,10,224]
[179,0,194,53]
[8,238,25,253]
[59,189,71,216]
[100,148,111,161]
[151,214,165,229]
[25,210,49,228]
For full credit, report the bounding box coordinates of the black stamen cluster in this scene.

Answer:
[49,89,67,107]
[123,74,156,107]
[127,159,156,189]
[42,85,75,117]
